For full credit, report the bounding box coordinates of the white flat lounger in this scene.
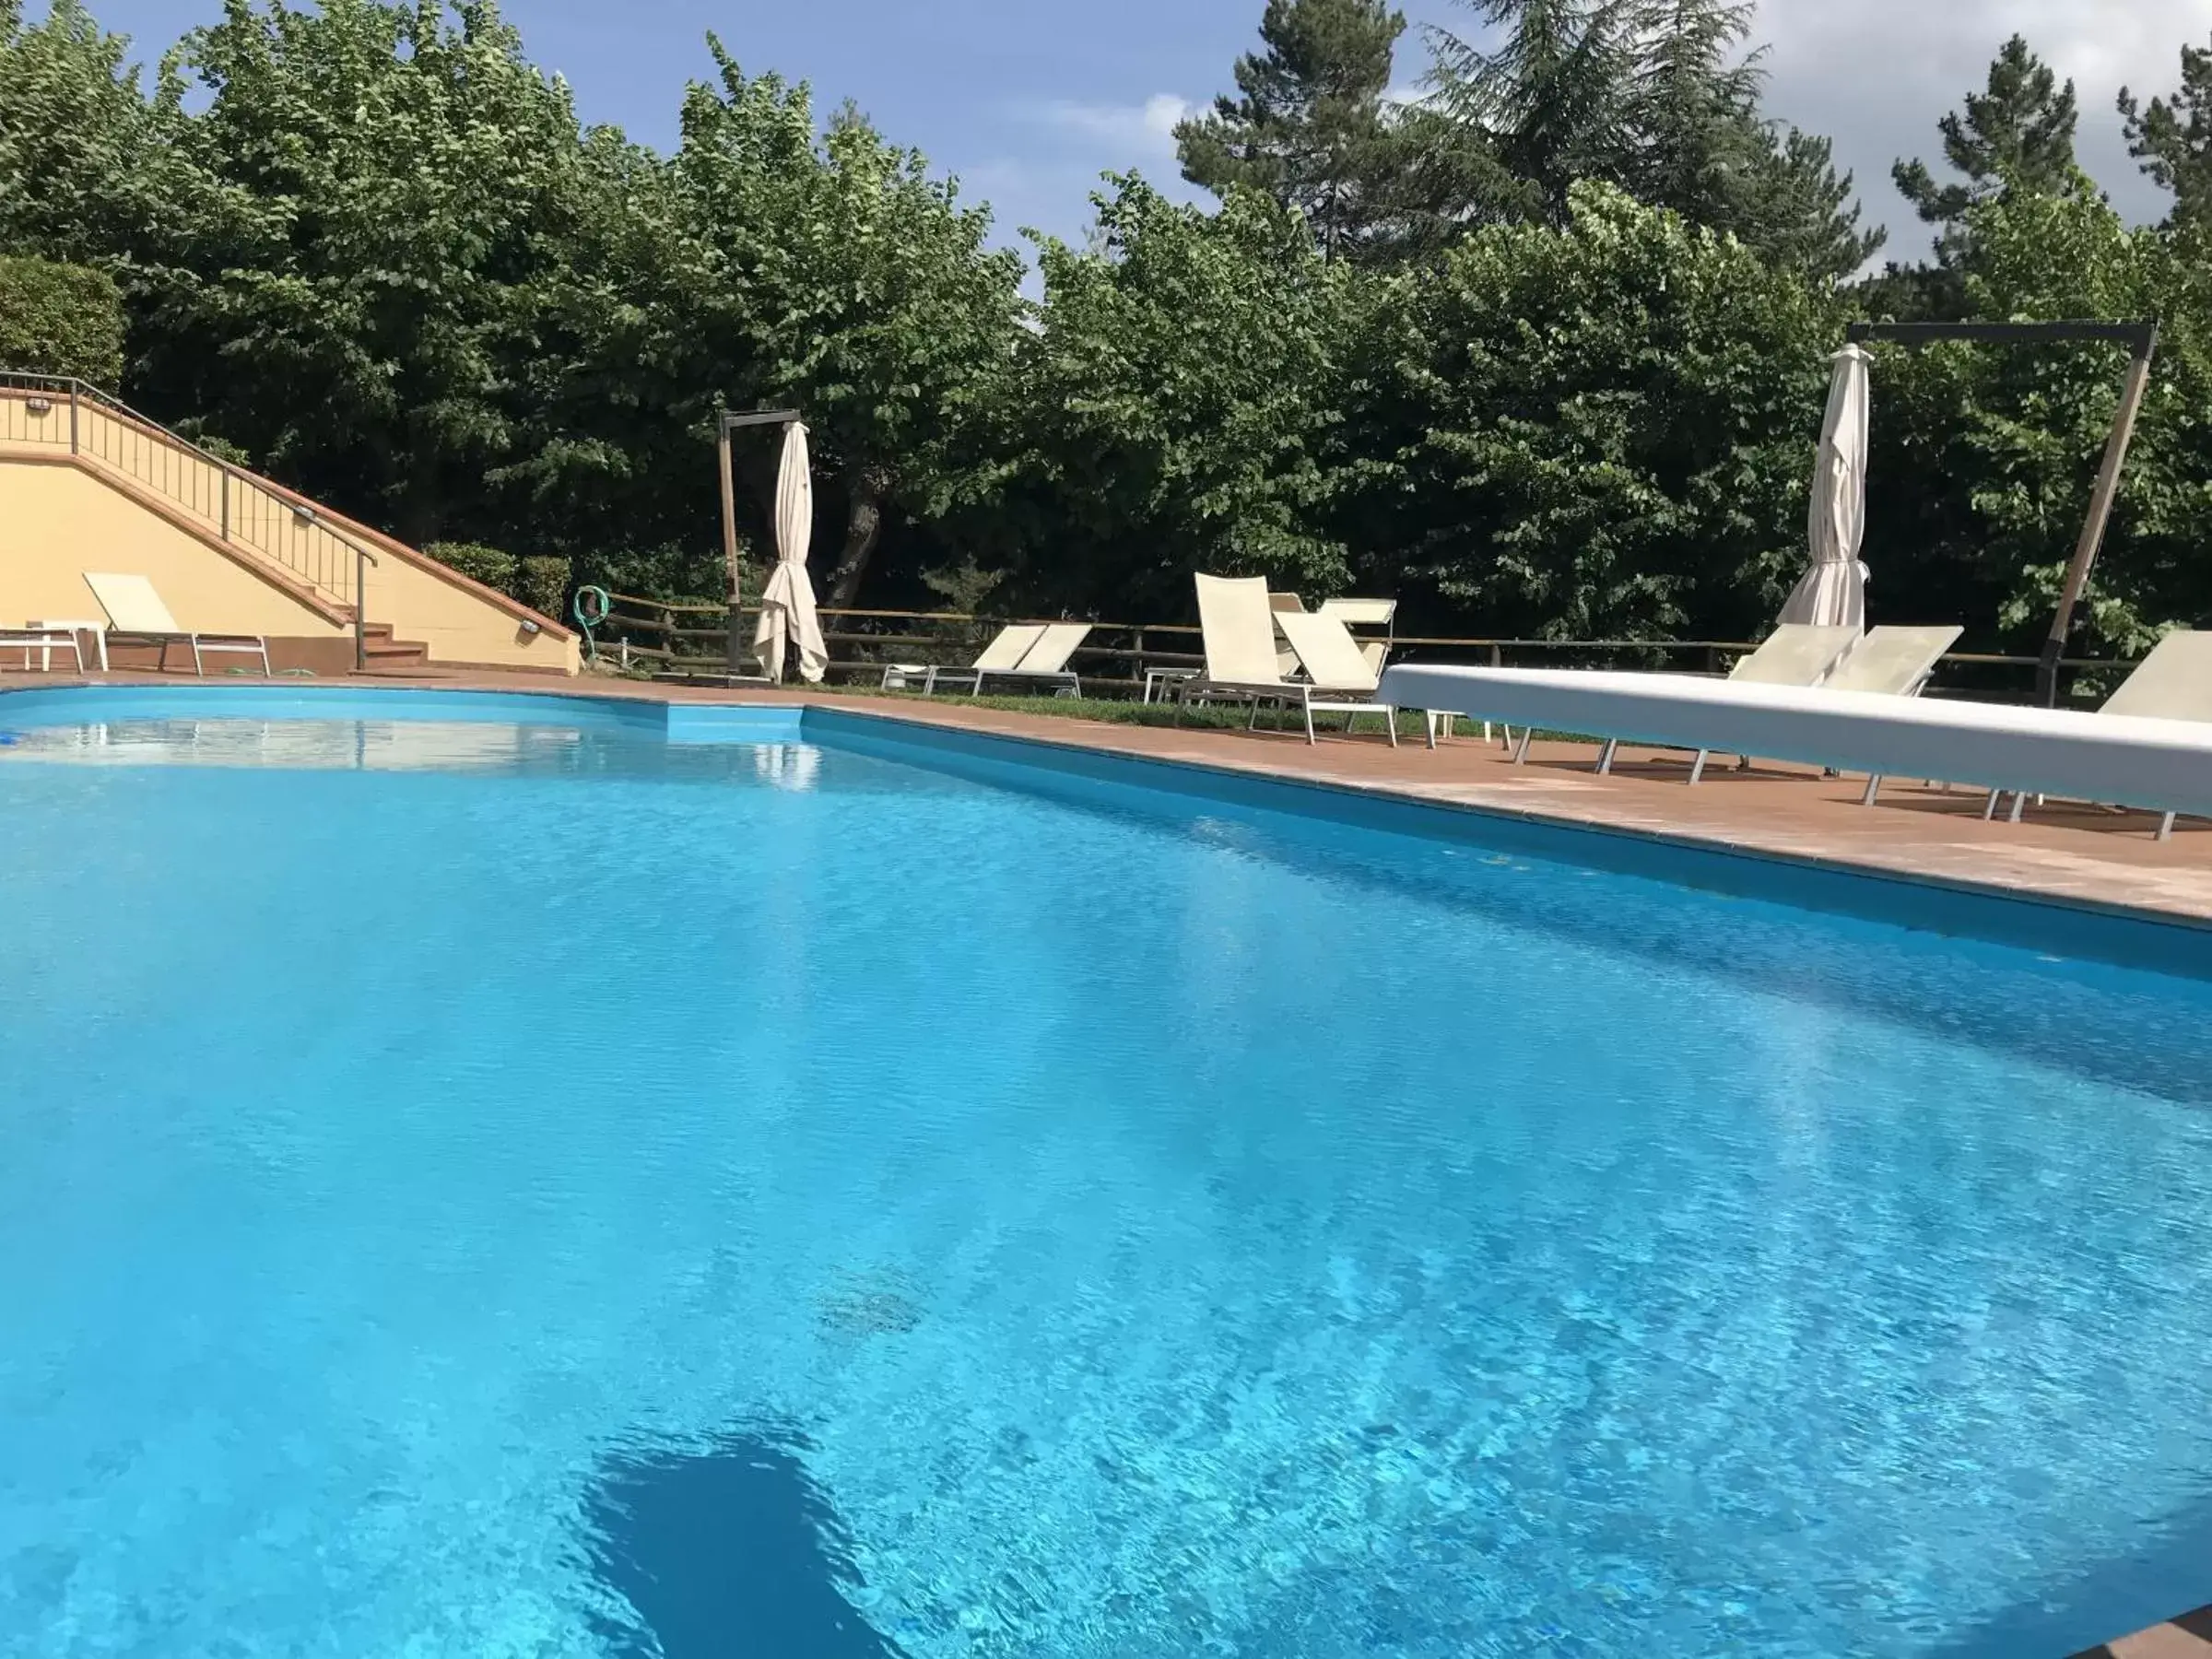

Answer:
[1375,663,2212,829]
[884,623,1043,693]
[0,629,85,673]
[1603,622,1860,778]
[84,572,272,677]
[933,621,1092,698]
[1992,630,2212,840]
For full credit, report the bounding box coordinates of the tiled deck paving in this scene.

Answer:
[2073,1605,2212,1657]
[9,665,2212,1653]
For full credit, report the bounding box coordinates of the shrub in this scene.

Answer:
[424,542,572,622]
[0,254,125,383]
[515,555,571,620]
[424,541,517,594]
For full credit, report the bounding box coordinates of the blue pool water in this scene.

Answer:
[4,701,2212,1658]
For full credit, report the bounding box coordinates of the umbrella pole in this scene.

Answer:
[2038,339,2156,707]
[718,416,743,676]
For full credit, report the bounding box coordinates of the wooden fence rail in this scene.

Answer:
[581,594,2136,703]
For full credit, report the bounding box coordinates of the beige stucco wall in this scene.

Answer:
[359,552,579,671]
[0,437,579,671]
[0,457,345,638]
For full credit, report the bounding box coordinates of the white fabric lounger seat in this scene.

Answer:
[929,621,1092,697]
[1374,663,2212,828]
[882,622,1042,693]
[1599,622,1860,777]
[1994,630,2212,839]
[1275,609,1403,744]
[1177,575,1411,747]
[84,572,272,677]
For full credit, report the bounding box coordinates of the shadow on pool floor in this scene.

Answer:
[585,1425,905,1657]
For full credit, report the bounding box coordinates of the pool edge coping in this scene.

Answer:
[6,677,2208,951]
[804,699,2212,949]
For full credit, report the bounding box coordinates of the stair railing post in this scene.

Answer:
[220,468,230,541]
[68,382,78,454]
[355,543,369,673]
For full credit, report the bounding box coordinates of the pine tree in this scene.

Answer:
[1730,126,1885,282]
[2119,37,2212,226]
[1626,0,1762,218]
[1423,0,1640,226]
[1416,0,1878,277]
[1893,34,2080,263]
[1175,0,1407,259]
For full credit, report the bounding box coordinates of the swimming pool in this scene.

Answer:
[4,688,2210,1657]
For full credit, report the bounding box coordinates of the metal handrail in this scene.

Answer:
[0,371,371,612]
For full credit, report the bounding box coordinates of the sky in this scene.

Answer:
[65,0,2212,262]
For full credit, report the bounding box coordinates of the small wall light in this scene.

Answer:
[289,503,315,524]
[24,397,51,416]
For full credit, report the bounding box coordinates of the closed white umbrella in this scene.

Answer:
[1780,344,1872,632]
[753,421,828,684]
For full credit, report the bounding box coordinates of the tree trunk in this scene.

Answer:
[825,467,888,608]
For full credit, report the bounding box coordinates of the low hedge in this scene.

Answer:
[0,255,126,384]
[424,541,571,621]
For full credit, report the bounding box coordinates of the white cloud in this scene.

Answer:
[1024,92,1194,158]
[1752,0,2212,249]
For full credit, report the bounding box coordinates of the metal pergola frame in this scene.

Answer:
[1843,319,2159,707]
[715,406,804,676]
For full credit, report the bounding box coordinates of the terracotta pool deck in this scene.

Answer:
[9,666,2209,933]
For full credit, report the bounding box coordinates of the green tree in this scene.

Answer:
[1001,177,1357,617]
[1730,127,1885,282]
[1893,34,2080,263]
[1416,0,1878,278]
[0,0,192,271]
[1630,2,1879,277]
[1424,0,1639,227]
[1337,181,1841,638]
[644,44,1025,606]
[1175,0,1409,259]
[138,0,598,547]
[2120,37,2212,227]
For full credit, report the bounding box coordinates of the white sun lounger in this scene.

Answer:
[1822,625,1963,803]
[0,628,86,673]
[1732,623,1862,688]
[1603,623,1861,777]
[881,623,1042,693]
[84,572,272,677]
[930,621,1092,698]
[1375,662,2212,829]
[1992,630,2212,839]
[1177,574,1406,747]
[1276,609,1404,746]
[1317,596,1398,677]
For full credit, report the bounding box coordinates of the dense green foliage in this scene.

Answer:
[0,252,124,381]
[4,0,2210,665]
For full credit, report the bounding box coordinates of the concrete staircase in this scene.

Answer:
[0,372,578,675]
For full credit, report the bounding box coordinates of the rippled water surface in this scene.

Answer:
[4,715,2212,1657]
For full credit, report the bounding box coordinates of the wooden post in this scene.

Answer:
[2037,337,2156,707]
[718,415,743,676]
